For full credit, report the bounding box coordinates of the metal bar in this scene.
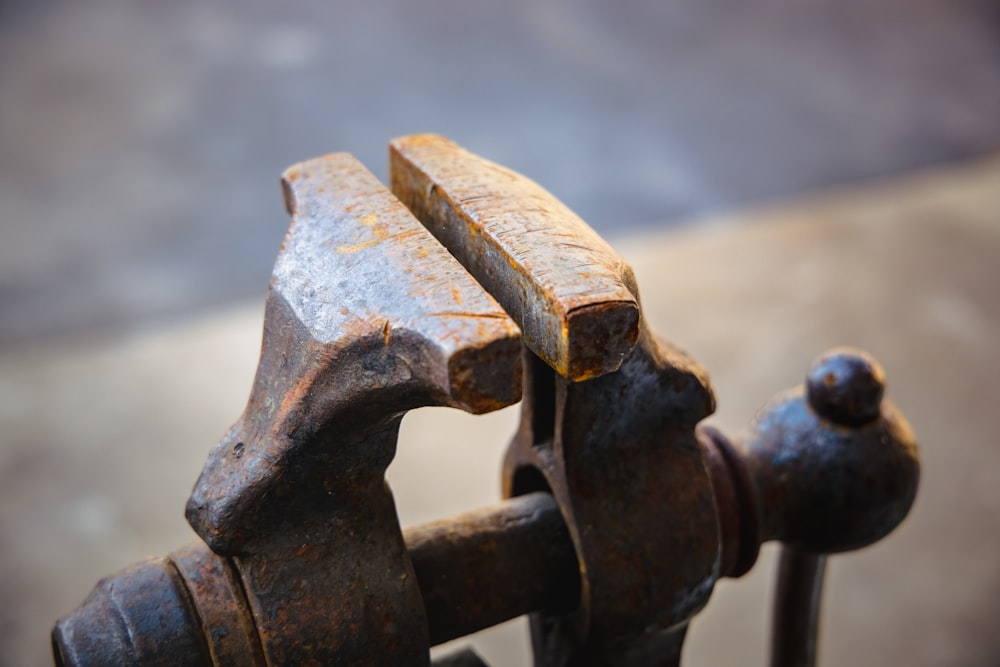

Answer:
[771,546,828,667]
[407,491,579,646]
[390,134,640,381]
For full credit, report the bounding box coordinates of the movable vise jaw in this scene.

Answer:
[53,136,919,667]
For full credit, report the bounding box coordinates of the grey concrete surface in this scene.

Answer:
[2,0,1000,347]
[2,157,998,665]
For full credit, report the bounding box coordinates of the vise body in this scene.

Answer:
[53,136,919,667]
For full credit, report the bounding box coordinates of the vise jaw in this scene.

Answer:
[53,136,919,667]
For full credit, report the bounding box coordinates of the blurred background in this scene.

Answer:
[2,1,999,665]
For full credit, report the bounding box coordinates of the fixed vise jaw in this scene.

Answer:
[55,152,525,666]
[53,137,919,667]
[182,153,525,666]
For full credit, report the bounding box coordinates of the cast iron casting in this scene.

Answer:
[52,136,920,667]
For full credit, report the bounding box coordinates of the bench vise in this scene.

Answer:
[53,136,919,666]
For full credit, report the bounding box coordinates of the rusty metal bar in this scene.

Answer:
[407,491,579,646]
[390,134,640,381]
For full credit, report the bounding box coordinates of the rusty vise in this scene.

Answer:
[52,136,919,666]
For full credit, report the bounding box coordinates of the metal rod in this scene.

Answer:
[405,491,581,646]
[770,546,828,667]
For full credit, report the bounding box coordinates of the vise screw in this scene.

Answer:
[53,136,919,666]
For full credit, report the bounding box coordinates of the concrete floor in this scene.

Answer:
[3,2,1000,665]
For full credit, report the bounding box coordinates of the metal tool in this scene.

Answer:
[52,136,919,666]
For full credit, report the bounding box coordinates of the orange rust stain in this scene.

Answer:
[449,285,464,305]
[337,236,385,255]
[336,213,389,254]
[336,239,382,254]
[429,311,510,320]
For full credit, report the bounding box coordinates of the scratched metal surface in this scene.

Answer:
[191,151,522,551]
[180,153,523,665]
[391,135,639,381]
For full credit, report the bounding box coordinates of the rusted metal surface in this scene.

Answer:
[391,136,719,665]
[699,424,762,578]
[390,135,639,382]
[742,348,918,554]
[406,492,578,646]
[699,347,919,667]
[54,494,578,666]
[184,151,523,665]
[53,138,921,667]
[170,544,266,667]
[699,348,919,558]
[503,341,717,666]
[52,557,210,667]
